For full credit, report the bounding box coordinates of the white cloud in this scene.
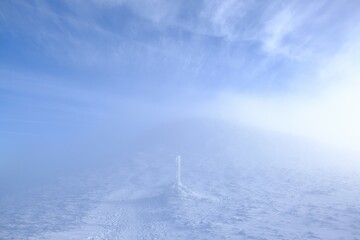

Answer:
[199,0,251,40]
[260,2,322,59]
[263,6,297,54]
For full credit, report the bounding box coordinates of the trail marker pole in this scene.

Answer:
[176,155,182,186]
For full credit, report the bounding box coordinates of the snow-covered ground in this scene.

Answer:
[1,120,360,239]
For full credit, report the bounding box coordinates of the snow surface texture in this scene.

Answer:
[1,120,360,239]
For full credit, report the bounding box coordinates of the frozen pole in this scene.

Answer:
[176,155,182,186]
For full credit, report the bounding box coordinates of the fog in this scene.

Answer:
[215,37,360,154]
[1,0,360,239]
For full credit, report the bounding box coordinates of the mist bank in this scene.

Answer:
[2,111,359,198]
[0,90,214,194]
[1,71,360,195]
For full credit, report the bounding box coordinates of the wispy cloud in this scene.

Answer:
[2,0,358,90]
[262,6,299,56]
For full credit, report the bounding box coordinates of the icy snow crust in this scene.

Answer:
[1,120,360,239]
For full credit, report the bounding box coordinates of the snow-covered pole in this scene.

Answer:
[176,155,182,186]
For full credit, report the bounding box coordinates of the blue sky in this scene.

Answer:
[1,0,360,155]
[2,0,358,91]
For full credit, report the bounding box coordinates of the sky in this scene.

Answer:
[1,0,360,168]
